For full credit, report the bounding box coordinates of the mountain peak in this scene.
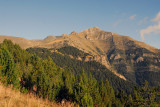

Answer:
[62,33,68,37]
[87,26,102,31]
[44,35,56,41]
[70,31,78,35]
[80,27,102,34]
[93,26,101,30]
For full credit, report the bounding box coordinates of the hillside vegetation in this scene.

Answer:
[26,47,135,94]
[0,40,160,106]
[0,83,68,107]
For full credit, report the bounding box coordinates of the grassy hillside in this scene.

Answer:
[0,83,73,107]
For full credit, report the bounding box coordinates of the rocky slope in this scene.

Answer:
[1,27,160,85]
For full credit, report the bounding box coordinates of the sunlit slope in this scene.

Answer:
[0,83,74,107]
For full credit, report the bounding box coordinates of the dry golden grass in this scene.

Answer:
[0,83,75,107]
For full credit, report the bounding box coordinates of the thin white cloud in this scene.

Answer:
[151,12,160,22]
[140,11,160,41]
[129,14,136,20]
[140,22,160,41]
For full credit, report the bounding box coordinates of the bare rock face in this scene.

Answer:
[84,55,111,71]
[110,54,121,60]
[97,32,112,40]
[84,55,127,80]
[136,57,144,63]
[70,31,78,35]
[77,56,82,61]
[81,27,102,35]
[143,53,155,57]
[80,27,112,41]
[84,55,93,62]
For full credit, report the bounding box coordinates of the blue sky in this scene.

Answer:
[0,0,160,48]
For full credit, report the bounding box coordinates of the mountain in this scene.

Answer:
[1,39,160,106]
[1,27,160,86]
[26,46,135,93]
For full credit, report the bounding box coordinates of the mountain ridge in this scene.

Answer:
[0,27,160,85]
[0,27,159,53]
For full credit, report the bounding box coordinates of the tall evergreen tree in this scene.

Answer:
[0,44,20,88]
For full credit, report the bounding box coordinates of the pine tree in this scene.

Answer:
[0,44,20,88]
[100,80,115,106]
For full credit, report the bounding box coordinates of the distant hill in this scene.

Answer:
[0,35,35,49]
